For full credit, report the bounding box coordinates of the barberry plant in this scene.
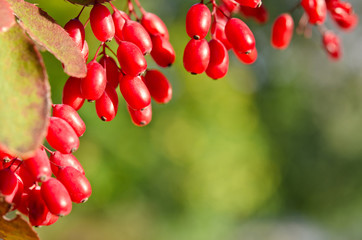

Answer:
[0,0,359,238]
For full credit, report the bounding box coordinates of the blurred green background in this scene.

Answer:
[25,0,362,239]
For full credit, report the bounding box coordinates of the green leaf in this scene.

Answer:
[0,0,15,33]
[0,198,39,240]
[66,0,112,6]
[7,0,87,78]
[0,24,51,159]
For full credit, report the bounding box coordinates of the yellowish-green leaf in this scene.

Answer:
[0,198,39,240]
[0,24,51,158]
[7,0,87,78]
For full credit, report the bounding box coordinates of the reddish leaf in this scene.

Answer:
[0,197,39,240]
[0,24,51,159]
[0,0,15,33]
[7,0,87,78]
[67,0,112,6]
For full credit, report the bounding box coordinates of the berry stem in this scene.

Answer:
[289,1,301,14]
[93,42,105,61]
[75,6,86,19]
[133,0,146,15]
[127,0,139,20]
[104,44,118,59]
[42,145,54,154]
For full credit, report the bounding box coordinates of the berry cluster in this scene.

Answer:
[0,104,90,227]
[183,0,268,79]
[271,0,358,60]
[63,1,174,126]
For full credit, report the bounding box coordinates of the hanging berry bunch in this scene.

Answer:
[271,0,358,60]
[63,0,175,125]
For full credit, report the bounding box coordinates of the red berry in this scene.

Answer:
[122,20,153,55]
[206,39,229,79]
[46,117,80,154]
[62,77,85,111]
[99,55,120,88]
[57,166,92,203]
[23,148,52,182]
[112,8,128,42]
[119,75,151,110]
[271,13,294,50]
[150,35,176,67]
[95,84,119,121]
[328,1,358,31]
[322,30,342,60]
[211,20,232,50]
[18,165,36,189]
[183,38,210,74]
[41,178,72,216]
[117,41,147,76]
[28,186,51,226]
[186,3,211,39]
[301,0,327,25]
[239,5,269,24]
[141,12,169,39]
[17,192,29,215]
[0,168,18,196]
[81,40,89,61]
[52,104,86,137]
[64,18,85,50]
[127,104,152,126]
[50,151,85,177]
[233,46,258,64]
[81,60,107,101]
[221,0,240,13]
[235,0,262,8]
[90,4,115,42]
[225,18,255,54]
[144,70,172,104]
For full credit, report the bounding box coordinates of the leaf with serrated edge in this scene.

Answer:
[0,24,51,159]
[0,198,39,240]
[7,0,87,78]
[0,0,15,33]
[67,0,112,6]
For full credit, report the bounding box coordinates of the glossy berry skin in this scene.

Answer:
[141,12,169,40]
[235,0,262,8]
[0,168,18,196]
[122,20,153,55]
[64,18,85,50]
[144,70,172,104]
[95,84,119,121]
[41,178,72,216]
[52,104,86,137]
[271,13,294,50]
[206,39,229,79]
[46,117,79,154]
[233,46,258,64]
[150,35,176,67]
[99,55,120,88]
[211,20,232,50]
[28,186,51,226]
[186,3,212,39]
[127,104,152,127]
[239,5,269,24]
[225,18,255,54]
[90,4,115,42]
[322,31,342,60]
[23,148,52,182]
[183,38,210,74]
[301,0,327,25]
[18,164,36,189]
[117,41,147,76]
[50,151,85,177]
[328,1,358,31]
[62,77,85,111]
[112,8,128,42]
[57,167,92,203]
[81,60,107,101]
[81,40,89,61]
[119,75,151,110]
